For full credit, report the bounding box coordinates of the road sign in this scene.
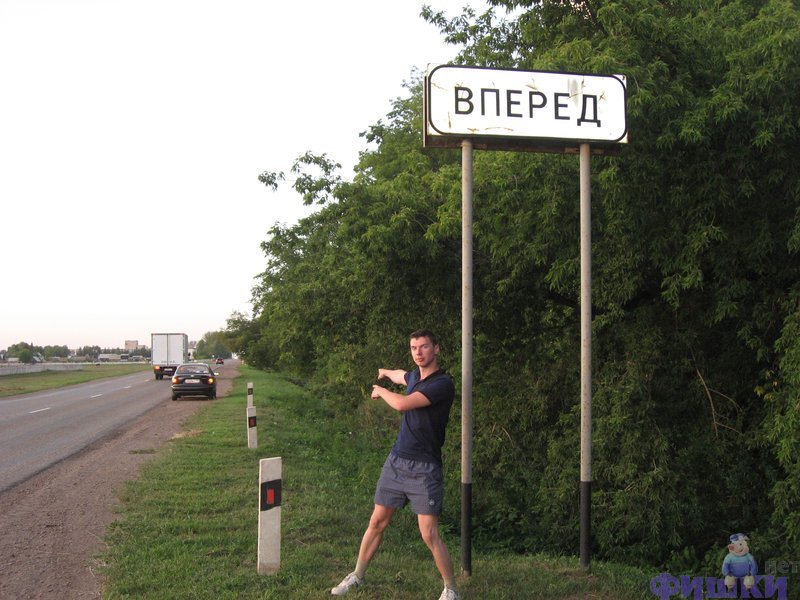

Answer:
[426,64,629,574]
[424,65,627,151]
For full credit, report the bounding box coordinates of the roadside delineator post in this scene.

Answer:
[246,382,257,448]
[247,406,258,449]
[258,457,282,575]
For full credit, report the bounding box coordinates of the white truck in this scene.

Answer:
[151,333,188,380]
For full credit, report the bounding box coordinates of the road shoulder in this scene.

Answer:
[0,364,237,600]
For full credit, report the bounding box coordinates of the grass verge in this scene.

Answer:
[0,364,151,398]
[101,366,655,599]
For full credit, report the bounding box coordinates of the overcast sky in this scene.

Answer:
[0,0,483,351]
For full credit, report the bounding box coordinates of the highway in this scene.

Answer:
[0,370,174,492]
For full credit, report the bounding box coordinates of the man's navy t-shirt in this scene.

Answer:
[390,368,455,465]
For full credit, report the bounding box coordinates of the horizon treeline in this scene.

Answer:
[1,342,150,360]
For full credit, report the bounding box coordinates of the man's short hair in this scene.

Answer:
[409,329,439,347]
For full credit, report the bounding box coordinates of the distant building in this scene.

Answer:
[125,340,142,352]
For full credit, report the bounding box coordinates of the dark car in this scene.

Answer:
[215,357,224,365]
[171,363,217,400]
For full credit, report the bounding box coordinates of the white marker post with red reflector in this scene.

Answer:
[247,406,258,449]
[246,382,257,448]
[258,457,282,575]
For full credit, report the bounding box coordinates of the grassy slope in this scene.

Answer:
[101,366,654,599]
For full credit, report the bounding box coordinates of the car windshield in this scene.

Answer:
[177,365,209,374]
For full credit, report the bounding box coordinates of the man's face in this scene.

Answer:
[410,336,439,369]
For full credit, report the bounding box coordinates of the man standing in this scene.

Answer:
[331,329,460,600]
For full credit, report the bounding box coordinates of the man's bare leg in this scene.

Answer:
[354,504,395,578]
[417,513,457,590]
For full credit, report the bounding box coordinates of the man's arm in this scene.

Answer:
[371,387,431,412]
[377,368,407,386]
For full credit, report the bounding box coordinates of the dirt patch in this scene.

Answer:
[170,429,203,440]
[0,363,238,600]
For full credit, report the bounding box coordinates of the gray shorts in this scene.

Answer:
[374,453,444,515]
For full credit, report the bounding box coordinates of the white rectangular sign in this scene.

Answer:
[425,65,627,149]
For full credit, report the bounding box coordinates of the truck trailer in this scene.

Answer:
[151,333,188,380]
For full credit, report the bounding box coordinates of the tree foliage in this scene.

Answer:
[232,0,800,576]
[17,348,35,364]
[194,330,232,359]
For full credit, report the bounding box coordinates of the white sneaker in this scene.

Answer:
[331,572,363,596]
[438,586,460,600]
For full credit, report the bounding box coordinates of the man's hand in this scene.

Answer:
[371,385,385,400]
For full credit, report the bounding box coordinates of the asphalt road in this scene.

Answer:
[0,370,181,492]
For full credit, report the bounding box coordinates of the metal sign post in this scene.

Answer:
[579,143,592,569]
[424,64,627,574]
[461,138,474,576]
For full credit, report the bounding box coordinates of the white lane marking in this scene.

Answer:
[29,407,52,414]
[90,394,103,398]
[123,385,132,389]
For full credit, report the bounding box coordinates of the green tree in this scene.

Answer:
[246,0,800,576]
[421,0,800,568]
[8,342,42,357]
[17,348,34,364]
[224,311,271,367]
[194,331,232,359]
[43,345,70,359]
[76,346,101,360]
